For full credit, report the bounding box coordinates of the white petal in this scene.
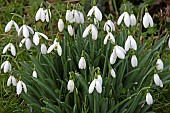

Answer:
[130,36,137,50]
[107,20,115,31]
[35,8,41,21]
[91,24,98,40]
[88,79,96,94]
[57,43,62,56]
[33,32,39,46]
[13,21,19,32]
[79,12,84,23]
[117,12,125,25]
[74,10,80,23]
[130,14,136,26]
[156,59,164,71]
[47,44,55,53]
[4,61,10,73]
[109,33,115,43]
[125,37,130,52]
[32,70,37,78]
[58,19,64,32]
[104,34,109,45]
[27,26,34,34]
[143,13,149,28]
[11,76,17,86]
[40,8,46,22]
[146,93,153,105]
[78,57,86,69]
[41,44,47,54]
[1,61,7,69]
[94,6,102,21]
[23,25,29,38]
[87,7,94,17]
[10,43,16,56]
[131,55,138,67]
[115,46,125,59]
[22,81,27,93]
[97,75,102,85]
[168,38,170,49]
[18,26,23,36]
[19,38,26,47]
[111,69,116,78]
[83,25,91,38]
[148,13,154,27]
[124,12,130,27]
[110,49,117,64]
[67,80,74,93]
[95,80,102,93]
[154,74,163,87]
[17,81,22,95]
[25,38,32,50]
[7,76,12,86]
[68,25,74,36]
[39,32,48,40]
[5,20,13,32]
[3,43,10,54]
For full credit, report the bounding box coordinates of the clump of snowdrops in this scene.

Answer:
[1,1,170,113]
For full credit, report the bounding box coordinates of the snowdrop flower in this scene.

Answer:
[156,59,164,71]
[97,75,102,85]
[117,12,130,27]
[58,19,64,32]
[67,79,74,93]
[1,61,11,73]
[111,68,116,78]
[68,25,74,36]
[33,32,48,46]
[89,76,102,94]
[87,6,102,21]
[47,39,62,56]
[7,76,17,86]
[143,12,153,28]
[154,74,163,87]
[3,43,16,56]
[44,9,52,22]
[32,70,37,78]
[72,10,80,23]
[125,35,137,51]
[5,20,19,32]
[19,38,32,50]
[66,10,74,23]
[131,55,138,67]
[18,25,34,38]
[83,24,98,40]
[35,8,45,22]
[79,11,84,24]
[78,56,86,69]
[104,32,115,45]
[41,43,47,54]
[104,20,115,33]
[16,80,27,95]
[146,93,153,105]
[130,14,136,26]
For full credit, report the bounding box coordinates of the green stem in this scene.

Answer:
[94,91,97,113]
[113,0,118,18]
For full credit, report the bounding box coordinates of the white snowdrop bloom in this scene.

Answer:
[110,48,117,64]
[79,11,84,24]
[5,20,19,32]
[33,32,48,46]
[18,25,34,38]
[143,12,153,28]
[104,20,115,33]
[44,9,52,22]
[114,45,126,59]
[154,74,163,87]
[125,35,137,51]
[58,19,64,32]
[97,75,102,85]
[67,25,74,36]
[67,79,74,93]
[131,55,138,67]
[1,61,11,73]
[117,12,130,27]
[168,38,170,49]
[83,24,98,40]
[32,70,37,78]
[111,68,116,78]
[156,59,164,71]
[88,78,102,94]
[87,6,102,21]
[19,38,32,50]
[66,10,74,23]
[130,14,136,26]
[72,10,80,23]
[16,80,27,95]
[78,57,86,69]
[7,76,17,86]
[41,43,47,54]
[146,93,153,105]
[3,43,16,56]
[104,32,115,45]
[35,8,46,22]
[47,39,62,56]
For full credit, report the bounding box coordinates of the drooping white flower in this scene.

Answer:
[72,10,80,23]
[154,74,163,87]
[44,9,52,22]
[67,25,74,36]
[41,43,47,54]
[87,6,102,21]
[78,57,86,69]
[83,24,98,40]
[32,70,37,78]
[5,20,19,32]
[125,35,137,51]
[104,32,115,45]
[7,76,17,86]
[89,77,102,94]
[117,12,130,27]
[3,43,16,56]
[131,55,138,67]
[66,10,74,23]
[18,25,34,38]
[130,14,136,26]
[35,8,46,22]
[79,11,84,24]
[67,79,74,93]
[111,68,116,78]
[146,93,153,105]
[104,20,115,33]
[143,12,153,28]
[58,19,64,32]
[33,32,48,46]
[1,61,12,73]
[19,38,32,50]
[16,80,27,95]
[156,59,164,71]
[47,39,62,56]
